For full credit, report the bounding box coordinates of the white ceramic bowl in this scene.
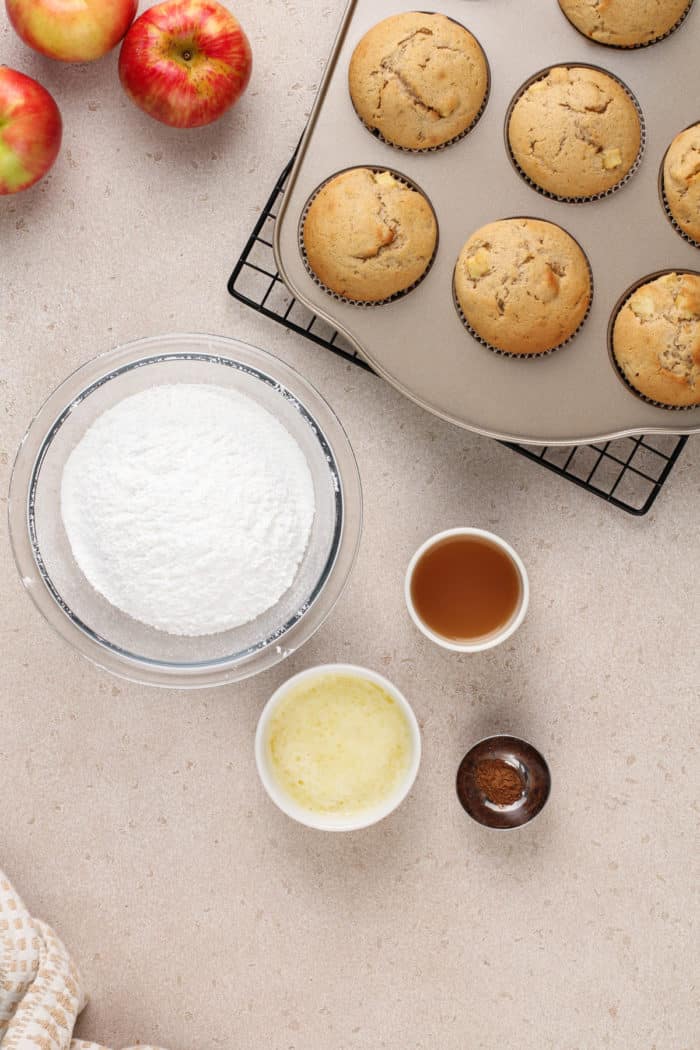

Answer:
[8,335,362,688]
[255,663,421,831]
[404,527,529,653]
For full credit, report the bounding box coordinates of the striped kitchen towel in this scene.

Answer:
[0,869,168,1050]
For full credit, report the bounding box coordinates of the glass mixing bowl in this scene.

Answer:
[8,334,362,688]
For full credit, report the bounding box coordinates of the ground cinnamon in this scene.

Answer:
[474,758,523,806]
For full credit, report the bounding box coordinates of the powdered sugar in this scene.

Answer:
[60,384,315,636]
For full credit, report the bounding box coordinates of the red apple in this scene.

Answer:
[118,0,252,128]
[6,0,137,63]
[0,67,62,194]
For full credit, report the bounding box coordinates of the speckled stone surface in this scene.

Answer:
[1,4,698,1049]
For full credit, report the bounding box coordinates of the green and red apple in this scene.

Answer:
[0,67,62,194]
[119,0,252,128]
[6,0,137,62]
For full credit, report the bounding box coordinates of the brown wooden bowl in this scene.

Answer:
[456,735,551,829]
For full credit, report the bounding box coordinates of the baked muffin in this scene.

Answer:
[663,123,700,244]
[507,65,642,200]
[302,168,437,303]
[454,218,592,355]
[558,0,692,48]
[348,12,488,150]
[612,272,700,406]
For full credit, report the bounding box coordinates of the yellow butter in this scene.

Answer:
[267,673,412,815]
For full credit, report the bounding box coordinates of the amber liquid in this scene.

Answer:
[410,535,521,642]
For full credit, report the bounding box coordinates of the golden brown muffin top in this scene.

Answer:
[508,65,641,199]
[454,218,592,355]
[302,168,437,303]
[663,123,700,243]
[612,272,700,406]
[348,12,488,150]
[558,0,691,47]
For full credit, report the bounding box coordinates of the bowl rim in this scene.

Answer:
[404,527,529,652]
[8,334,363,688]
[255,663,422,831]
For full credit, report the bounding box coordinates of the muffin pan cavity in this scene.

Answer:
[608,269,700,410]
[452,217,594,358]
[300,163,438,304]
[557,0,695,50]
[659,122,700,250]
[348,11,491,153]
[505,63,645,204]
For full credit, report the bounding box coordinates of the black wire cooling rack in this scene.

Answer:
[228,155,689,516]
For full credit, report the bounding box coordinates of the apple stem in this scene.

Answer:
[182,49,193,61]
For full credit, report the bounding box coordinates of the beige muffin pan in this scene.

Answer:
[274,0,700,445]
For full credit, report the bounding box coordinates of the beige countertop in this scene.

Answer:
[1,3,698,1048]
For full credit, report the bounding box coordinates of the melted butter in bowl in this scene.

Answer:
[256,665,421,831]
[268,673,412,813]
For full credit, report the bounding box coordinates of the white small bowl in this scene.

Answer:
[404,527,529,653]
[255,663,421,831]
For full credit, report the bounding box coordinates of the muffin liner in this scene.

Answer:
[559,0,695,50]
[505,63,646,205]
[452,222,594,359]
[658,126,700,250]
[607,269,700,410]
[299,166,439,307]
[350,14,491,154]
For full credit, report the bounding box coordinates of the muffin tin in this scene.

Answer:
[274,0,700,445]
